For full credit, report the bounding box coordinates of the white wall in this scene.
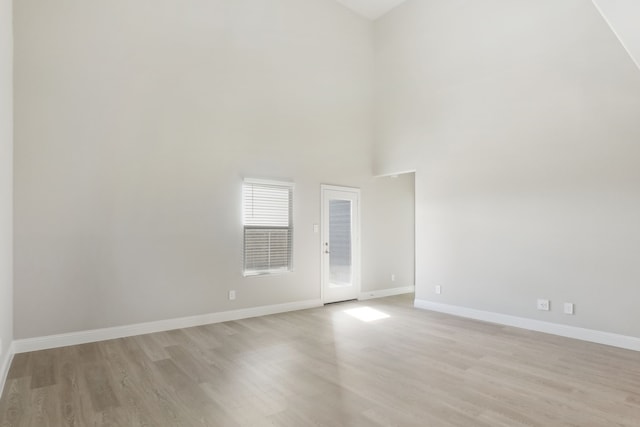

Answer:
[362,173,414,291]
[14,0,415,339]
[375,0,640,336]
[0,0,13,368]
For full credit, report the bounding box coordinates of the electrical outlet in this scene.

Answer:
[228,290,236,301]
[435,285,442,295]
[537,299,550,311]
[564,303,574,315]
[391,274,396,282]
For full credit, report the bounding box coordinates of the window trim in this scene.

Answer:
[242,178,294,277]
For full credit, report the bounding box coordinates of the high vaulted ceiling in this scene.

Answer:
[333,0,640,72]
[334,0,407,20]
[592,0,640,70]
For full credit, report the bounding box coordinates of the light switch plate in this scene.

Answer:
[564,302,574,315]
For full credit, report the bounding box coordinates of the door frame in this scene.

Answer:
[320,184,361,304]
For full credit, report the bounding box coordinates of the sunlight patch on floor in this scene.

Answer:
[344,306,390,322]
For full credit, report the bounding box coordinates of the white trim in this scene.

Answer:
[13,299,322,354]
[414,299,640,352]
[1,342,15,398]
[243,177,294,188]
[320,184,361,194]
[359,285,414,300]
[374,169,416,178]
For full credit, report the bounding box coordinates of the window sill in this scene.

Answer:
[243,270,293,278]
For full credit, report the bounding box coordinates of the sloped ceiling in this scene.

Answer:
[591,1,640,70]
[335,0,640,65]
[334,0,407,20]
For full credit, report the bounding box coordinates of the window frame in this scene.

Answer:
[242,178,294,277]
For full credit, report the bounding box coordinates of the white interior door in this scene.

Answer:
[321,185,360,304]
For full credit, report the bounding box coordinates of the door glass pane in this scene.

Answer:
[329,199,352,286]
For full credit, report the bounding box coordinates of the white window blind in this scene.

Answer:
[243,179,293,275]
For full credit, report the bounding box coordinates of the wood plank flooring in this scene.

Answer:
[1,294,639,426]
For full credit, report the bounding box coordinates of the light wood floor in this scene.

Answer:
[1,294,639,426]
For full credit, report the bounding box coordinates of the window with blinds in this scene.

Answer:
[243,179,293,276]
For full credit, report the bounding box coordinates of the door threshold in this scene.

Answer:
[324,299,358,306]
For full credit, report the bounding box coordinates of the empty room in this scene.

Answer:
[1,0,640,425]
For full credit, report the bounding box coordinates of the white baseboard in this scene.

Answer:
[414,299,640,352]
[13,299,323,354]
[359,285,414,300]
[1,342,15,398]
